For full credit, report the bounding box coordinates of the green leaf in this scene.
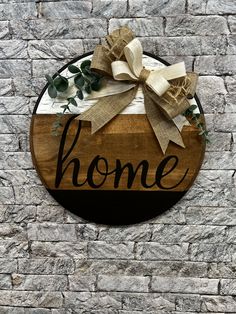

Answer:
[61,104,71,113]
[45,74,54,85]
[91,78,102,91]
[48,85,57,98]
[76,89,84,100]
[85,66,92,75]
[188,105,197,112]
[85,83,92,94]
[54,76,69,92]
[74,73,85,88]
[183,109,191,117]
[68,64,81,73]
[90,71,102,79]
[81,60,91,74]
[67,97,77,107]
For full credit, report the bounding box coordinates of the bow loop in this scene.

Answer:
[124,38,143,77]
[111,38,187,99]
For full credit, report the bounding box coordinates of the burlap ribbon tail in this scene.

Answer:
[77,27,198,154]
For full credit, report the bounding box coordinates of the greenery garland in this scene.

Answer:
[45,60,103,135]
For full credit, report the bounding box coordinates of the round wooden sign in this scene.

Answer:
[30,52,205,225]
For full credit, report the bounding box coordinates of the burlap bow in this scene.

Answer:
[77,27,198,154]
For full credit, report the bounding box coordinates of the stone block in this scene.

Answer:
[92,0,127,18]
[36,205,65,223]
[109,18,163,36]
[98,224,151,242]
[32,60,67,78]
[186,207,236,226]
[188,0,207,14]
[166,15,229,36]
[0,40,27,58]
[0,223,27,241]
[152,224,226,243]
[88,241,134,259]
[207,0,236,14]
[215,113,236,132]
[129,0,185,16]
[0,205,36,223]
[77,224,98,241]
[151,276,219,294]
[97,275,150,292]
[0,79,13,96]
[11,18,106,40]
[220,279,236,295]
[190,243,233,262]
[225,75,236,93]
[0,21,9,39]
[0,152,32,170]
[0,240,28,257]
[12,274,67,291]
[0,3,36,20]
[18,258,75,275]
[31,241,87,258]
[69,275,96,291]
[227,35,236,54]
[40,1,92,19]
[64,292,122,310]
[176,294,201,311]
[0,258,17,273]
[201,295,236,312]
[27,223,77,242]
[122,293,175,311]
[197,76,226,113]
[0,187,14,205]
[136,243,189,261]
[0,97,30,114]
[229,16,236,33]
[209,262,236,279]
[183,170,236,207]
[28,40,84,59]
[205,132,231,151]
[0,291,63,308]
[195,56,236,75]
[0,60,31,78]
[0,274,12,289]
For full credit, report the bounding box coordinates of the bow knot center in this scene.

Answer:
[138,67,150,83]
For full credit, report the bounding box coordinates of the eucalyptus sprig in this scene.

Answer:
[183,105,210,143]
[46,60,103,113]
[51,113,64,136]
[46,60,103,135]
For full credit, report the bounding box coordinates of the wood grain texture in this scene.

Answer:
[30,114,205,192]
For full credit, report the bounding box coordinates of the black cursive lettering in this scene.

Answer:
[55,116,189,190]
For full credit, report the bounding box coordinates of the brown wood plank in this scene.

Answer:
[30,114,205,192]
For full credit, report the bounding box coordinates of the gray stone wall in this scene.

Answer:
[0,0,235,312]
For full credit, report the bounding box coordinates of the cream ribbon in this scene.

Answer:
[111,38,187,98]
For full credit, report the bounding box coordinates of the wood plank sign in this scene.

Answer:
[30,49,206,225]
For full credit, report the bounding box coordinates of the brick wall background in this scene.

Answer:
[0,0,236,313]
